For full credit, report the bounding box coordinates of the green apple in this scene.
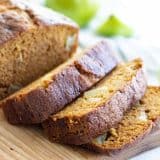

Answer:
[97,15,133,37]
[45,0,98,27]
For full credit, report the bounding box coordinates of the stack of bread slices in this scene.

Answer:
[1,0,160,157]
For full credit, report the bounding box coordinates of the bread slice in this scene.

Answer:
[85,86,160,155]
[0,0,79,99]
[2,41,117,124]
[42,59,147,145]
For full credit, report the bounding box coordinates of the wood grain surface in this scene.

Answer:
[0,108,160,160]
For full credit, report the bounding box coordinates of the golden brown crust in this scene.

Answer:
[2,41,117,124]
[42,61,147,145]
[0,0,78,45]
[0,10,32,45]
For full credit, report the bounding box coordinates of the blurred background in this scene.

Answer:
[33,0,160,83]
[34,0,160,45]
[32,0,160,159]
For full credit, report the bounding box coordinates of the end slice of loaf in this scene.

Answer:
[42,59,147,145]
[2,41,117,124]
[86,86,160,155]
[0,0,79,99]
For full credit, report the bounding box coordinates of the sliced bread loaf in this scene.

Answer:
[0,0,79,99]
[42,59,147,145]
[2,41,117,124]
[86,86,160,155]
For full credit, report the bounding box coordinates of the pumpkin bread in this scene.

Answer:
[86,87,160,155]
[2,41,117,124]
[42,59,147,145]
[0,0,79,99]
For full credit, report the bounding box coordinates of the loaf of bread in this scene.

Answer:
[0,0,79,99]
[42,59,147,145]
[86,87,160,155]
[2,41,117,124]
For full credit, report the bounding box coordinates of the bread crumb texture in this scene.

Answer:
[52,59,143,119]
[0,0,78,99]
[91,86,160,151]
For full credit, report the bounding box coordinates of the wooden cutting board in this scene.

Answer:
[0,108,160,160]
